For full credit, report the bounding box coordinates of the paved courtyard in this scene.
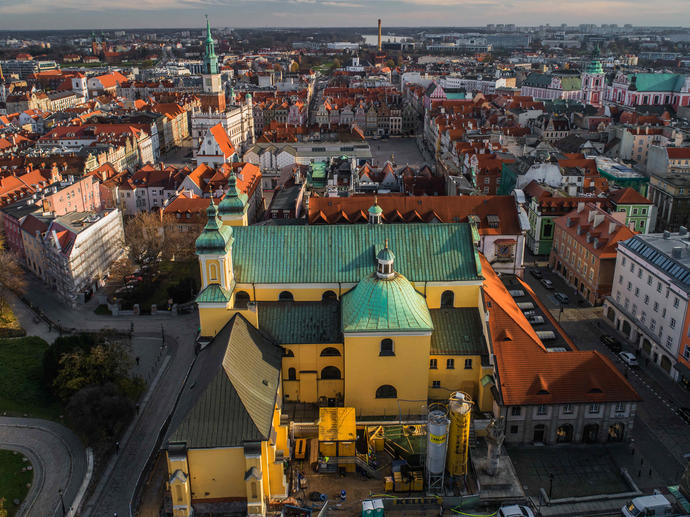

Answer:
[508,445,631,499]
[367,137,429,169]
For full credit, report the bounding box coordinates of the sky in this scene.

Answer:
[0,0,689,31]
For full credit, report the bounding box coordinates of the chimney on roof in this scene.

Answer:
[577,201,585,213]
[672,246,683,259]
[609,221,618,234]
[680,226,688,236]
[664,230,671,239]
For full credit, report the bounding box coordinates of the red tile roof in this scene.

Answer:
[308,195,521,235]
[208,123,236,159]
[554,203,636,259]
[666,147,690,160]
[481,255,640,405]
[608,187,652,205]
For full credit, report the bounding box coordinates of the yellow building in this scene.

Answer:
[165,200,496,515]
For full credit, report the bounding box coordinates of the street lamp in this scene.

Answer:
[58,488,66,516]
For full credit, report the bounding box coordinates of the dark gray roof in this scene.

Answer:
[622,233,690,289]
[167,314,282,449]
[258,301,342,344]
[429,308,485,355]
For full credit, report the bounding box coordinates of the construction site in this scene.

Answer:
[278,392,528,517]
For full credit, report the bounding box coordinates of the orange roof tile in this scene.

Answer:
[481,255,640,405]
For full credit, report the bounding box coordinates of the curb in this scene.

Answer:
[69,447,93,517]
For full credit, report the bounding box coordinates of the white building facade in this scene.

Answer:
[603,231,690,380]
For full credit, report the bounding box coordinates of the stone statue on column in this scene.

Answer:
[485,416,505,476]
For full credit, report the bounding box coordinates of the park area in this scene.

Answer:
[0,449,33,517]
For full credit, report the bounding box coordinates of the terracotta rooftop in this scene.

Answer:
[608,187,653,205]
[554,203,636,259]
[308,195,521,235]
[482,255,640,406]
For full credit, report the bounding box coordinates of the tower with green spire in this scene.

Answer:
[218,171,249,225]
[203,14,219,75]
[200,15,222,96]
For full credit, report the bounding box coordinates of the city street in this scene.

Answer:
[522,265,690,486]
[0,418,87,517]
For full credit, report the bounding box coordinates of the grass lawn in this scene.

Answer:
[0,449,33,517]
[0,337,62,420]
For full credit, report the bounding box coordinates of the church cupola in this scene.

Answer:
[376,240,395,279]
[195,198,233,254]
[218,171,247,218]
[368,196,383,224]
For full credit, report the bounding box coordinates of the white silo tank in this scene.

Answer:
[426,409,449,476]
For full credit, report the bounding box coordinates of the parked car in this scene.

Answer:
[600,335,622,353]
[541,278,553,289]
[498,505,535,517]
[530,268,544,279]
[678,407,690,424]
[554,292,569,304]
[618,351,639,367]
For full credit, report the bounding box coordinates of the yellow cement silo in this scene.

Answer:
[446,391,473,476]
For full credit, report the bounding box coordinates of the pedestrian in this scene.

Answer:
[115,441,119,454]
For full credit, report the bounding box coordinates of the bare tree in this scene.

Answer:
[123,212,168,269]
[0,233,26,313]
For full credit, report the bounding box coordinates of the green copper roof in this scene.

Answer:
[429,308,485,355]
[560,76,582,91]
[368,204,383,215]
[218,172,247,215]
[585,57,603,75]
[309,162,328,188]
[230,224,481,284]
[628,73,686,93]
[377,245,395,262]
[258,301,342,344]
[196,283,232,304]
[195,201,233,254]
[522,73,580,91]
[341,273,433,333]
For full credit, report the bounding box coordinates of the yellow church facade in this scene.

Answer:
[165,196,496,515]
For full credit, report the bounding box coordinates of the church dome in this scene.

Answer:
[341,272,433,333]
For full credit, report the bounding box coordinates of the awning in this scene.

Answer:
[673,361,690,380]
[494,238,517,246]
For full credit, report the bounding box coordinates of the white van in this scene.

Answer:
[622,494,673,517]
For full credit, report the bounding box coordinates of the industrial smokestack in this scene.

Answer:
[378,19,382,52]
